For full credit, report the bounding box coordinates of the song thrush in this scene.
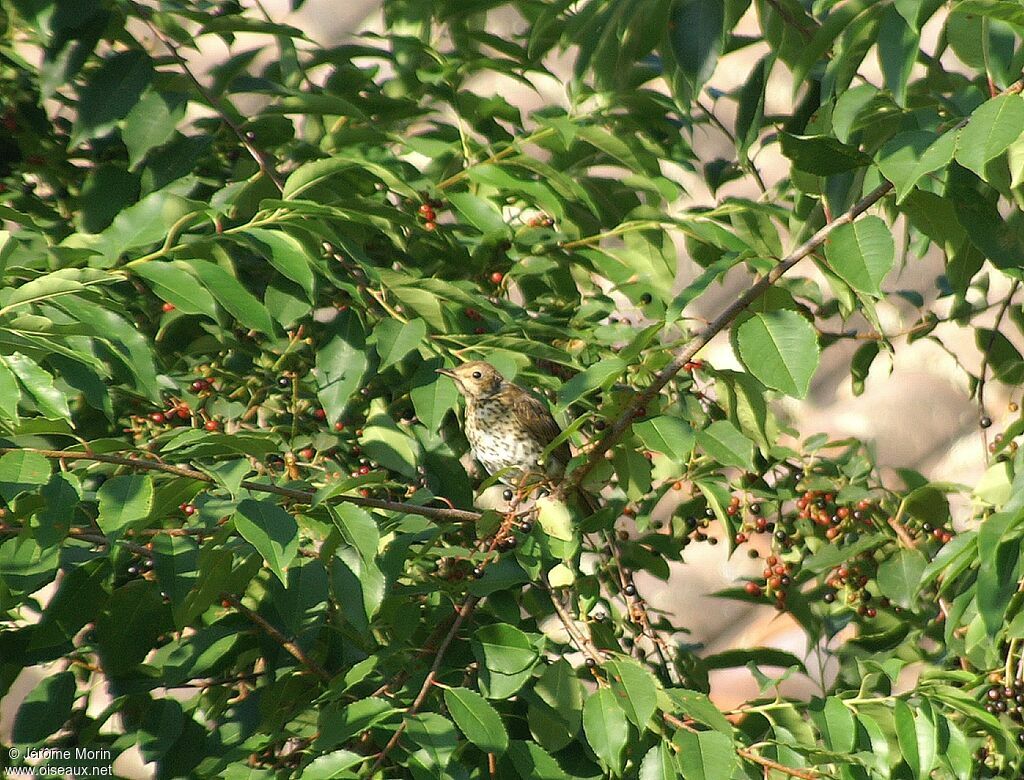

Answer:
[436,361,570,485]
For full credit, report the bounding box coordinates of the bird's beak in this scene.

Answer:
[435,368,456,378]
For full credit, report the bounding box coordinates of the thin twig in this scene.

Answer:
[558,181,895,496]
[977,280,1020,461]
[143,20,285,191]
[224,594,331,681]
[0,447,482,524]
[365,595,480,777]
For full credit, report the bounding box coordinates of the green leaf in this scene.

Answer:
[448,192,508,234]
[556,357,626,411]
[876,549,927,609]
[780,133,872,175]
[233,498,299,585]
[12,671,76,743]
[536,496,574,542]
[955,93,1024,179]
[97,475,154,536]
[122,90,188,168]
[71,50,153,146]
[604,656,659,730]
[133,261,218,318]
[443,687,509,754]
[314,311,368,423]
[372,318,426,369]
[583,687,629,775]
[665,689,733,734]
[810,696,856,753]
[0,450,51,502]
[697,420,756,471]
[242,228,316,299]
[472,624,539,676]
[3,353,70,419]
[668,0,725,105]
[184,259,277,335]
[824,216,895,296]
[330,504,379,565]
[673,729,737,780]
[877,130,957,203]
[893,698,921,778]
[634,416,695,465]
[735,310,820,398]
[639,743,678,780]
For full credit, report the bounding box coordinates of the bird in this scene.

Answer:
[436,361,571,487]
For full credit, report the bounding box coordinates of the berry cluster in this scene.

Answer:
[743,555,794,610]
[797,491,875,542]
[417,198,445,231]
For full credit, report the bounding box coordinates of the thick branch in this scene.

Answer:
[0,448,482,524]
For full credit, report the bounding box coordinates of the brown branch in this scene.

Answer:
[558,180,895,495]
[366,595,480,777]
[142,20,285,191]
[977,279,1020,461]
[224,594,330,681]
[0,447,482,524]
[540,573,604,662]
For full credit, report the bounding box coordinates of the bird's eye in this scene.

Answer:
[472,371,482,379]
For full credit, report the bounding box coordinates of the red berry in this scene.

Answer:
[149,412,166,424]
[734,533,747,544]
[418,203,433,216]
[191,380,208,392]
[334,421,345,431]
[490,271,504,284]
[204,420,219,431]
[359,488,370,497]
[221,599,231,608]
[313,408,327,420]
[358,465,371,475]
[182,504,196,515]
[424,221,437,231]
[161,302,176,312]
[744,582,762,596]
[299,448,315,460]
[177,407,191,419]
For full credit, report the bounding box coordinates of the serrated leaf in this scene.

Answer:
[372,318,426,369]
[233,498,299,585]
[824,216,894,296]
[604,656,658,729]
[633,416,695,465]
[583,687,628,774]
[97,475,154,535]
[955,93,1024,179]
[673,729,737,780]
[735,310,820,399]
[697,420,755,471]
[444,687,509,754]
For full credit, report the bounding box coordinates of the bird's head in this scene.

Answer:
[436,361,504,399]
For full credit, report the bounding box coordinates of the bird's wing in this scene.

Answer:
[510,388,571,463]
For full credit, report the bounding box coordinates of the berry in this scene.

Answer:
[277,376,291,389]
[823,591,836,603]
[181,504,196,516]
[981,416,993,428]
[191,379,209,392]
[358,464,370,475]
[749,503,761,515]
[161,302,176,313]
[313,408,327,420]
[744,582,762,596]
[424,221,437,231]
[177,407,191,419]
[472,567,485,579]
[640,293,653,304]
[299,448,316,460]
[623,583,637,597]
[585,658,597,669]
[204,420,219,431]
[502,489,514,501]
[149,412,166,424]
[490,271,504,284]
[334,421,345,431]
[418,203,434,216]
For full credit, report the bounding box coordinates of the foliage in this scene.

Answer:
[2,0,1024,778]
